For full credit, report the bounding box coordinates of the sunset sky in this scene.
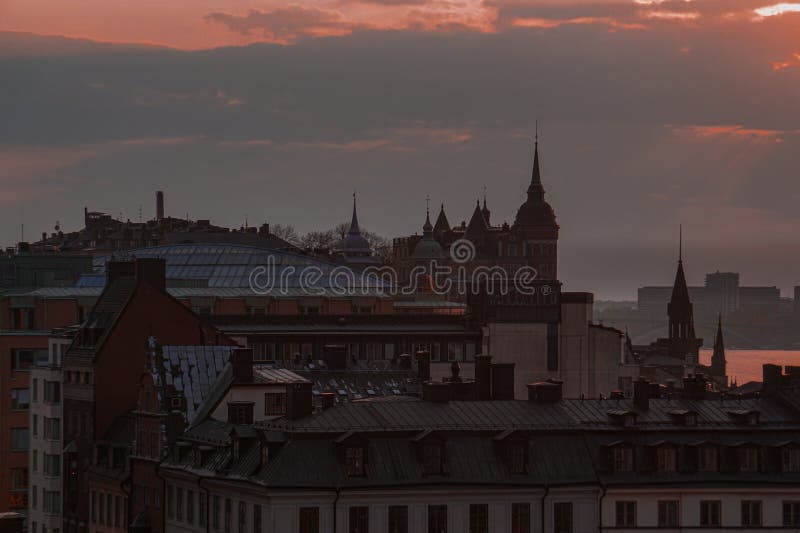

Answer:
[1,0,799,299]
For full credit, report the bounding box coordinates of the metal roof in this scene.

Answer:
[75,243,391,290]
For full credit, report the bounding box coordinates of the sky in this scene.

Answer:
[1,0,799,299]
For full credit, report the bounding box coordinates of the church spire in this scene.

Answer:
[481,186,491,225]
[348,191,361,236]
[711,314,727,378]
[423,195,433,235]
[433,203,450,235]
[527,129,545,201]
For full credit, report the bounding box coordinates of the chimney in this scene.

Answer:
[320,392,336,410]
[134,258,166,291]
[422,381,451,403]
[323,345,348,371]
[474,354,492,401]
[260,223,270,235]
[682,374,708,400]
[231,349,254,384]
[156,191,164,221]
[398,353,412,370]
[527,379,562,403]
[633,378,651,410]
[287,382,313,420]
[106,260,136,285]
[416,350,431,381]
[490,363,515,400]
[610,390,625,400]
[762,364,782,396]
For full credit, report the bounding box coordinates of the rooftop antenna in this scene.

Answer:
[138,205,142,222]
[425,194,430,216]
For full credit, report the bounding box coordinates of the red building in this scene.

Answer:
[62,258,229,533]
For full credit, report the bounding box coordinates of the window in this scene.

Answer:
[238,501,247,533]
[187,490,195,525]
[512,503,530,533]
[43,490,60,515]
[446,342,463,362]
[44,381,60,404]
[553,502,572,533]
[10,468,28,490]
[612,446,633,472]
[299,507,320,533]
[656,446,677,472]
[700,500,721,527]
[32,450,38,472]
[43,454,60,477]
[388,505,408,533]
[253,504,261,533]
[199,493,207,526]
[349,506,368,533]
[741,500,762,527]
[505,443,526,474]
[615,501,636,527]
[176,487,184,520]
[698,445,718,472]
[11,348,46,370]
[33,415,38,437]
[469,504,488,533]
[11,388,29,410]
[428,505,447,533]
[345,446,365,477]
[658,501,679,527]
[99,491,106,524]
[739,446,759,472]
[212,495,221,531]
[782,446,800,472]
[225,498,232,532]
[422,443,443,475]
[264,392,286,416]
[114,495,121,527]
[784,501,800,527]
[228,403,253,425]
[167,485,174,520]
[11,428,29,451]
[43,418,60,440]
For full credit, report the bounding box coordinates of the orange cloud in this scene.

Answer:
[642,10,701,21]
[669,124,796,141]
[771,52,800,70]
[511,16,646,31]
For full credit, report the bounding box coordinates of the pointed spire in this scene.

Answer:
[433,203,451,235]
[527,126,545,201]
[711,313,727,378]
[481,186,491,225]
[348,191,361,236]
[465,198,488,239]
[423,195,433,235]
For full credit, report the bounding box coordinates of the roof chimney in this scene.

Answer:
[287,382,313,420]
[416,351,431,381]
[633,378,651,410]
[320,392,336,410]
[762,364,782,396]
[490,363,515,400]
[106,260,136,285]
[231,349,254,384]
[527,379,562,403]
[156,191,164,221]
[134,258,166,291]
[422,381,451,403]
[323,344,347,371]
[474,354,492,401]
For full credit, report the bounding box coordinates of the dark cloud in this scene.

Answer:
[1,19,799,297]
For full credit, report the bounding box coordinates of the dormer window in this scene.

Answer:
[781,445,800,472]
[738,446,759,472]
[611,444,634,473]
[727,409,759,426]
[345,446,365,477]
[668,409,698,427]
[655,444,677,473]
[698,444,718,472]
[422,443,443,475]
[607,410,636,427]
[227,402,254,425]
[505,443,527,474]
[494,430,529,475]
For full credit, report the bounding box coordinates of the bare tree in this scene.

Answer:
[269,224,300,246]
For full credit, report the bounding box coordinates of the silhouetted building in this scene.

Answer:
[710,314,727,386]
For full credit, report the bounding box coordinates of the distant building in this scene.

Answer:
[332,195,381,267]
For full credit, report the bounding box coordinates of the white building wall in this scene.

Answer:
[28,336,68,533]
[602,488,800,531]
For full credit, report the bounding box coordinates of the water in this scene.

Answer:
[699,349,800,384]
